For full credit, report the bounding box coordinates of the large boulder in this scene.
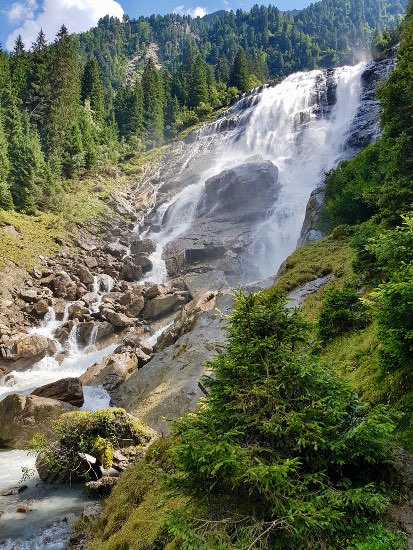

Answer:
[80,352,139,393]
[51,272,78,301]
[14,334,50,361]
[77,266,94,286]
[0,394,76,449]
[130,239,157,256]
[121,259,143,282]
[103,309,135,329]
[31,377,84,407]
[119,287,145,318]
[142,293,188,320]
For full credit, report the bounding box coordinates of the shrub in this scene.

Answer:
[165,291,395,549]
[318,285,370,342]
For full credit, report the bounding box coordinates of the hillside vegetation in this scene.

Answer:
[0,0,406,218]
[76,1,413,548]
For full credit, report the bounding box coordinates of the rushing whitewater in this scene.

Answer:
[141,63,364,283]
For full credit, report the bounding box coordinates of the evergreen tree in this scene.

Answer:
[0,114,13,210]
[81,57,105,125]
[28,30,50,141]
[229,47,250,92]
[45,25,81,174]
[142,59,164,146]
[188,54,209,108]
[216,56,230,83]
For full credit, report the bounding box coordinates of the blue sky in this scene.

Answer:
[0,0,313,50]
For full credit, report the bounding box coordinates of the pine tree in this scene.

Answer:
[216,56,230,84]
[188,54,209,108]
[0,114,13,210]
[81,57,105,125]
[45,25,81,174]
[11,35,29,104]
[28,30,51,142]
[229,47,250,92]
[142,59,164,146]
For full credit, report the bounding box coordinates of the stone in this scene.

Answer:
[104,242,128,259]
[51,272,77,301]
[80,352,138,393]
[121,259,143,282]
[142,293,187,320]
[33,299,49,317]
[144,284,168,301]
[31,377,84,407]
[77,266,94,286]
[20,290,39,303]
[103,310,135,329]
[130,238,157,256]
[84,256,98,269]
[131,254,153,274]
[15,334,50,361]
[84,476,118,498]
[36,452,100,484]
[118,289,145,318]
[68,301,89,320]
[52,298,67,321]
[0,394,76,449]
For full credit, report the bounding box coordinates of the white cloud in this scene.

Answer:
[173,5,208,18]
[7,0,37,22]
[6,0,124,50]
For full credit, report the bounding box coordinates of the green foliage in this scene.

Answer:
[318,285,370,342]
[165,291,395,548]
[33,409,152,483]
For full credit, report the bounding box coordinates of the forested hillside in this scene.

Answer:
[77,1,413,548]
[0,0,405,215]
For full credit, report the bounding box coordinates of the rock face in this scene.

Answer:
[80,352,139,393]
[0,394,75,449]
[112,293,232,434]
[164,157,281,282]
[31,378,84,407]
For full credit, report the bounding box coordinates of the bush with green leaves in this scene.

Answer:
[318,285,370,343]
[159,291,397,549]
[33,409,152,483]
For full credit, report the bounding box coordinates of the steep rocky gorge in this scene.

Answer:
[0,56,393,547]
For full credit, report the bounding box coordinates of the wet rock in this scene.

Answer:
[0,366,11,385]
[52,298,67,321]
[84,476,118,498]
[31,377,84,407]
[297,187,325,247]
[144,284,168,301]
[130,238,157,256]
[121,259,143,282]
[0,394,76,449]
[131,254,153,274]
[80,352,138,393]
[142,293,187,320]
[77,266,94,286]
[0,485,28,496]
[103,309,135,329]
[16,503,33,514]
[68,301,89,320]
[15,334,50,361]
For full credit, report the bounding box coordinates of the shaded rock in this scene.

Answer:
[142,293,186,320]
[31,377,84,407]
[144,284,168,301]
[104,242,128,259]
[77,266,94,286]
[85,476,118,498]
[121,259,143,282]
[130,238,157,256]
[131,254,153,274]
[80,352,138,393]
[36,452,100,484]
[33,299,49,317]
[119,288,145,318]
[51,272,77,301]
[0,394,76,449]
[20,290,39,303]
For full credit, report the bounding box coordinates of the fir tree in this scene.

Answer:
[142,59,164,146]
[81,57,105,125]
[0,114,13,210]
[229,47,250,92]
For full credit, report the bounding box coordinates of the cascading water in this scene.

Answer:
[142,63,365,283]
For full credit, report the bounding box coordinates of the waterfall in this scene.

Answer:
[141,63,365,283]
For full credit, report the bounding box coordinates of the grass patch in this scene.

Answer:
[0,210,64,270]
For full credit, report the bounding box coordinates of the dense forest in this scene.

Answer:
[0,0,406,214]
[78,0,413,548]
